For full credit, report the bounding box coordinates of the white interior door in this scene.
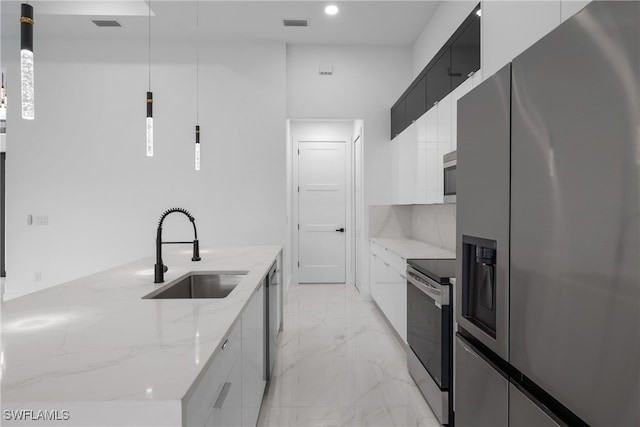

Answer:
[298,141,346,283]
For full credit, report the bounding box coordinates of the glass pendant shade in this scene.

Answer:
[146,92,153,157]
[20,3,34,120]
[195,125,200,171]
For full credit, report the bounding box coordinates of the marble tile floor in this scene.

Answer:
[257,283,441,427]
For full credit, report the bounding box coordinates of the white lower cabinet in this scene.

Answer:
[370,243,407,342]
[185,319,241,427]
[185,282,267,427]
[215,356,242,427]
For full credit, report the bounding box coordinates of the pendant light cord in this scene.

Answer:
[196,0,199,124]
[148,0,151,91]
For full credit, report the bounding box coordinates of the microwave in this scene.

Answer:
[443,151,457,203]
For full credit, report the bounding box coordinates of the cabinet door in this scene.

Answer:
[415,113,429,204]
[422,105,439,203]
[426,48,451,108]
[450,17,481,91]
[242,284,265,427]
[206,320,242,427]
[396,122,418,204]
[219,358,242,427]
[405,75,427,125]
[391,98,406,139]
[197,322,242,427]
[389,265,407,342]
[370,252,379,300]
[450,77,474,152]
[372,253,387,307]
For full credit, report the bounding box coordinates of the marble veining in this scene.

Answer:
[1,245,281,426]
[369,204,456,254]
[258,284,440,427]
[369,205,413,239]
[410,204,456,252]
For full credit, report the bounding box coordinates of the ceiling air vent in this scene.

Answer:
[319,66,334,76]
[92,20,121,27]
[283,19,309,27]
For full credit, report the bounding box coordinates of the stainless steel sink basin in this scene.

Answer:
[143,272,248,299]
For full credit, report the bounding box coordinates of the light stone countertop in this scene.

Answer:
[370,237,455,260]
[1,245,281,426]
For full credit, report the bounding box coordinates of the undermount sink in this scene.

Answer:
[143,272,248,299]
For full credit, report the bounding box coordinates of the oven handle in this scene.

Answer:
[407,273,445,305]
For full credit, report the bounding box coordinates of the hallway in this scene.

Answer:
[258,284,440,426]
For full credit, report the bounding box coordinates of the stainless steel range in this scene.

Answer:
[406,258,455,425]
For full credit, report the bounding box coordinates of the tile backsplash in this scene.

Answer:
[369,204,456,252]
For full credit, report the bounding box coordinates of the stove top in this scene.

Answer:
[407,258,456,284]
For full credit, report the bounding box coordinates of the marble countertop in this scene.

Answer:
[1,245,281,426]
[370,237,455,260]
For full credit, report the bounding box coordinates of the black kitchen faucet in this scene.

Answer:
[154,208,201,283]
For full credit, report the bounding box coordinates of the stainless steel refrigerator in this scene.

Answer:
[455,2,639,425]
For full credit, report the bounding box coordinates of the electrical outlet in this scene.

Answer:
[34,272,42,282]
[34,216,48,226]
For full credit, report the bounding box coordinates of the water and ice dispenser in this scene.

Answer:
[462,235,497,338]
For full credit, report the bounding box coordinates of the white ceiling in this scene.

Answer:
[5,1,441,46]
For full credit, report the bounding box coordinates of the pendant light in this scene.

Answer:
[146,0,153,156]
[20,3,34,120]
[1,73,7,134]
[1,73,7,111]
[194,0,200,171]
[195,125,200,170]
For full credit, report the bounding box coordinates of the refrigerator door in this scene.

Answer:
[454,335,508,427]
[456,64,511,360]
[509,384,560,427]
[511,2,639,425]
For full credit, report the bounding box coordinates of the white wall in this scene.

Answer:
[286,45,411,296]
[3,37,286,298]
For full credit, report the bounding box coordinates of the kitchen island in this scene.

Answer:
[1,245,282,426]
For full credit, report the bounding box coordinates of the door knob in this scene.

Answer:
[336,228,345,232]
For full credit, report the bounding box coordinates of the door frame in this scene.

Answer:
[290,119,357,287]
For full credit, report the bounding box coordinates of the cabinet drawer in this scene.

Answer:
[370,241,384,258]
[185,320,242,427]
[377,249,407,277]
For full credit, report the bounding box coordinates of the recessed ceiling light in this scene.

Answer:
[325,5,339,15]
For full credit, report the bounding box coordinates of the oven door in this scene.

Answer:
[406,267,451,389]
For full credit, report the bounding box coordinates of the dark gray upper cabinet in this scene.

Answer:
[390,98,406,139]
[405,75,427,125]
[450,17,481,91]
[390,3,480,140]
[426,49,452,108]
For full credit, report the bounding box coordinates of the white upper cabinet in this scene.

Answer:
[451,76,474,152]
[393,77,476,205]
[394,126,419,205]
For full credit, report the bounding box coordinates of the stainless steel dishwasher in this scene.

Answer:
[264,262,278,380]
